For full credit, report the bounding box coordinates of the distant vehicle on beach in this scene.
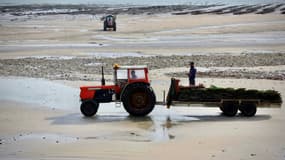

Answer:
[102,15,116,31]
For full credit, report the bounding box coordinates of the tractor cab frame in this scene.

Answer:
[114,65,149,88]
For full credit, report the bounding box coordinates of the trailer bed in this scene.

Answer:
[164,78,282,116]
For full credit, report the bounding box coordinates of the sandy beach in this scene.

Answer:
[1,3,285,160]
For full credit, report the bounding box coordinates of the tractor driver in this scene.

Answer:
[131,70,137,79]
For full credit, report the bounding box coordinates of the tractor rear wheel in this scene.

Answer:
[239,102,257,117]
[80,100,99,117]
[122,83,156,116]
[220,101,238,117]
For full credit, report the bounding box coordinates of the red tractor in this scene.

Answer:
[80,64,156,117]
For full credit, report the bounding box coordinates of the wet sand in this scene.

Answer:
[1,4,285,160]
[1,9,285,57]
[0,77,285,159]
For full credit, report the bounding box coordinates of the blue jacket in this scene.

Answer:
[189,67,196,79]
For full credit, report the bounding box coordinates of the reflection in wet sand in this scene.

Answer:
[45,110,271,142]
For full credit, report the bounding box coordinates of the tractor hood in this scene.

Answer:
[80,85,119,100]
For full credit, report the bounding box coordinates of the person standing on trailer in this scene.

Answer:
[188,62,197,86]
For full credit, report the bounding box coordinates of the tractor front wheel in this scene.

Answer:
[80,100,99,117]
[122,83,156,116]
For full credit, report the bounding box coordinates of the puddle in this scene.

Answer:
[0,43,106,48]
[152,31,285,46]
[47,108,202,142]
[16,55,76,60]
[14,53,153,59]
[147,110,200,142]
[110,31,285,48]
[94,35,158,42]
[0,77,80,110]
[86,52,153,58]
[0,43,108,52]
[155,21,285,34]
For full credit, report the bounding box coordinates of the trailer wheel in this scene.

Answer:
[239,102,257,117]
[220,102,238,117]
[80,100,99,117]
[122,83,156,116]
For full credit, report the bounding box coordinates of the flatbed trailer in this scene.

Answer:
[164,78,282,117]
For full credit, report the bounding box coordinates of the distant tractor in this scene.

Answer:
[103,15,116,31]
[80,64,156,117]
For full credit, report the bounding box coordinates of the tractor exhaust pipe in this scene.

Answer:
[101,66,105,86]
